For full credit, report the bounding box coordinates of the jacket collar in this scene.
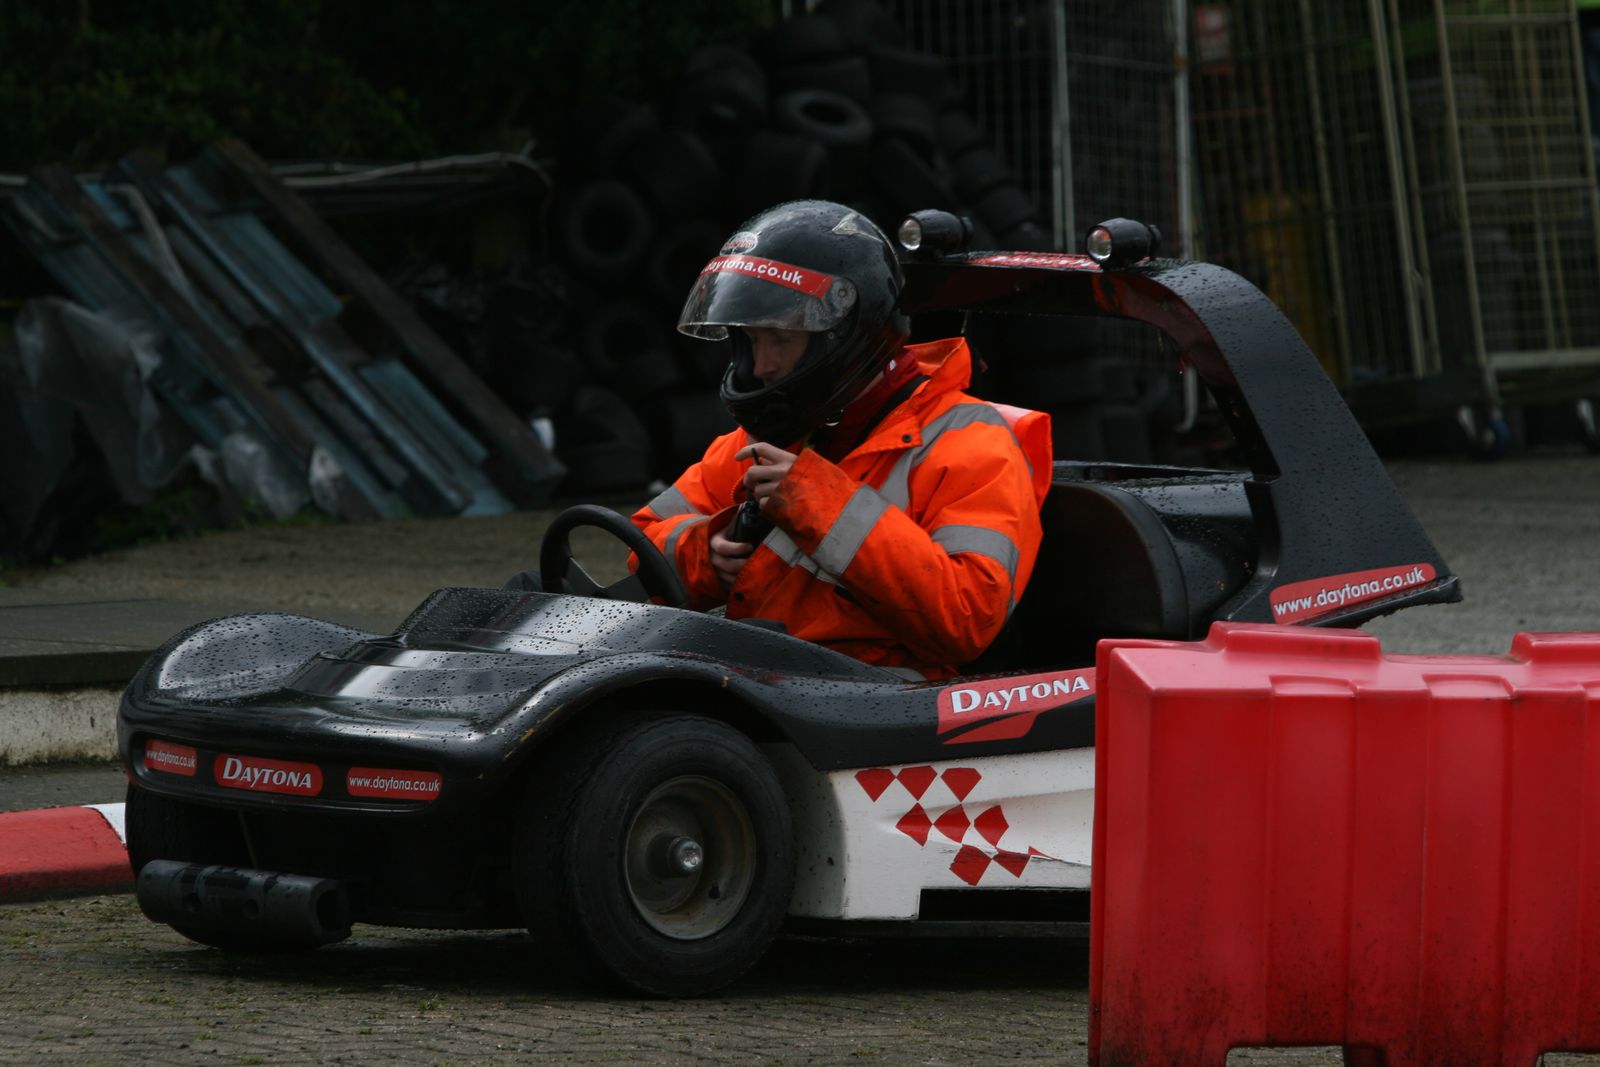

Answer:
[846,337,974,458]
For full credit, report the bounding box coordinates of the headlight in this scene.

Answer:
[1084,217,1162,269]
[897,216,924,252]
[896,210,971,256]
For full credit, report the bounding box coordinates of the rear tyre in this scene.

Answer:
[125,783,288,952]
[514,715,794,997]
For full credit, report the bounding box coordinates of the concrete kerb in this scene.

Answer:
[0,802,131,900]
[0,592,206,766]
[0,687,121,765]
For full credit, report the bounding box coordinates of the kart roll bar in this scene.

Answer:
[897,251,1460,627]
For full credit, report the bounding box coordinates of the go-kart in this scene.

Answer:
[118,221,1460,996]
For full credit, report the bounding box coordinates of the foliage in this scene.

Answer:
[0,0,427,169]
[84,484,225,554]
[0,0,774,171]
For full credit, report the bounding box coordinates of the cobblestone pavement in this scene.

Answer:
[1,895,1097,1066]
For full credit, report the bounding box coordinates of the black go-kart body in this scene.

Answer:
[118,246,1460,996]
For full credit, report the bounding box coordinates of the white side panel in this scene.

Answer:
[771,745,1094,920]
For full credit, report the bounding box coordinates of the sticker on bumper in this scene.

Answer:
[215,754,323,797]
[144,739,198,777]
[346,767,442,801]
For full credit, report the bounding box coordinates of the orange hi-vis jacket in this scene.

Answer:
[632,337,1053,680]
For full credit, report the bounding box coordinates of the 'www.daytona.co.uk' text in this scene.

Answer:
[1272,565,1430,619]
[347,774,440,795]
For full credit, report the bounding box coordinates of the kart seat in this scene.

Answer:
[966,473,1255,673]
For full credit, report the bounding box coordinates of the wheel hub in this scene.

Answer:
[646,834,704,877]
[623,775,755,940]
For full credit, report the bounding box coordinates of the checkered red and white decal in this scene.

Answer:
[854,764,1055,886]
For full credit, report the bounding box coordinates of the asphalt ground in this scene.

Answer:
[0,451,1597,1064]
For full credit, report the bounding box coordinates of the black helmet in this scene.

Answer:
[677,200,909,443]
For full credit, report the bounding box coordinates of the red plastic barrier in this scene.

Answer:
[1090,623,1600,1067]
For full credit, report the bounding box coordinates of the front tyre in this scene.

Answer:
[515,715,794,997]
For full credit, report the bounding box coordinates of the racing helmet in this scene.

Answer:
[677,200,909,443]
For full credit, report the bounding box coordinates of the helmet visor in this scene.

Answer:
[678,254,858,340]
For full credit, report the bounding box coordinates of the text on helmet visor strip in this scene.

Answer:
[699,254,835,298]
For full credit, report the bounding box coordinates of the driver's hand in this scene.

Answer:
[709,526,755,590]
[735,442,798,509]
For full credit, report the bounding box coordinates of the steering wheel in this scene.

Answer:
[506,504,689,608]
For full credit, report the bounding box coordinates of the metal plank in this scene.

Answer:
[204,137,565,504]
[358,360,490,467]
[212,211,344,323]
[299,377,413,490]
[23,166,384,523]
[270,387,408,521]
[113,155,474,515]
[356,361,512,516]
[162,225,270,333]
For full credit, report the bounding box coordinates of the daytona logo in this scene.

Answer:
[214,754,323,797]
[937,667,1096,744]
[145,739,198,777]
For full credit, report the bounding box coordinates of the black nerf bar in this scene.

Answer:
[136,861,352,947]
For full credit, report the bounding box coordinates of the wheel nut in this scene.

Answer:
[670,837,704,875]
[647,833,705,878]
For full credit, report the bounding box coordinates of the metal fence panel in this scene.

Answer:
[1190,0,1600,403]
[891,0,1181,252]
[1419,1,1600,372]
[1190,2,1428,385]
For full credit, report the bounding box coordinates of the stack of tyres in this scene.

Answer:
[507,0,1151,496]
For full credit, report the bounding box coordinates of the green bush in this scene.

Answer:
[0,0,773,171]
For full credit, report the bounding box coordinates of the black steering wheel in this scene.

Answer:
[507,504,689,608]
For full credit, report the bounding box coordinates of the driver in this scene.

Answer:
[632,199,1052,680]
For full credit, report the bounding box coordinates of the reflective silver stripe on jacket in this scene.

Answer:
[646,484,697,519]
[877,403,1029,511]
[811,486,891,578]
[763,485,891,584]
[764,527,841,586]
[662,514,708,581]
[931,524,1020,585]
[759,403,1032,585]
